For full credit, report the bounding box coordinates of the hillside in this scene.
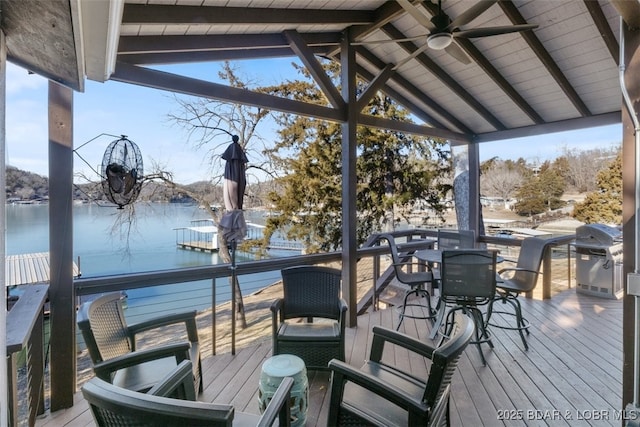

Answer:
[4,166,267,208]
[6,166,49,202]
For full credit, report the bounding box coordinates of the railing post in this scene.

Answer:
[372,244,380,311]
[567,243,572,289]
[6,353,17,427]
[542,245,552,300]
[212,277,216,355]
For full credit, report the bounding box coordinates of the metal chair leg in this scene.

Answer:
[486,294,530,351]
[396,285,435,331]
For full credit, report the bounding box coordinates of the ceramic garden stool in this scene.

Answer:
[258,354,308,427]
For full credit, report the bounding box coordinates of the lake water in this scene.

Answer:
[7,203,291,315]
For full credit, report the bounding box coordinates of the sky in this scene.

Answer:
[5,61,622,185]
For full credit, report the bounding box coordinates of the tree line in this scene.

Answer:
[7,59,622,254]
[480,146,621,223]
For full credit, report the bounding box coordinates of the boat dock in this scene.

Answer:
[174,219,302,252]
[6,252,80,287]
[175,219,304,252]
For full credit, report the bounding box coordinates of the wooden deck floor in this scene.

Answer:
[36,289,623,427]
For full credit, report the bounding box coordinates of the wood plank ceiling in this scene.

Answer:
[94,0,624,146]
[0,1,626,144]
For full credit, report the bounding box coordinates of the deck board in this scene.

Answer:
[35,289,623,427]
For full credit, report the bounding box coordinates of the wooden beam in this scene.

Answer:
[118,33,341,54]
[48,81,75,411]
[584,0,620,65]
[284,30,344,110]
[326,1,407,58]
[381,23,507,131]
[356,64,447,129]
[358,114,470,143]
[341,28,358,328]
[111,62,344,122]
[499,1,591,117]
[612,0,640,29]
[474,112,621,143]
[118,47,331,66]
[422,1,545,126]
[355,47,472,133]
[356,64,394,112]
[122,4,375,25]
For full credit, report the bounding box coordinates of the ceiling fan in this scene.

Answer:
[357,0,538,65]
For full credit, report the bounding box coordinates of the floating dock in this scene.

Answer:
[6,252,80,287]
[175,219,303,252]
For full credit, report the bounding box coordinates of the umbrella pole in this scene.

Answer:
[230,239,236,355]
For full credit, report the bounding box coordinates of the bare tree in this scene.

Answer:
[560,146,619,193]
[480,161,524,209]
[166,62,276,327]
[166,62,274,185]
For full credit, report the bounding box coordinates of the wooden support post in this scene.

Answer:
[48,82,75,410]
[341,28,358,328]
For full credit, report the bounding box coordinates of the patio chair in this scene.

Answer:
[440,249,497,365]
[77,292,203,394]
[486,236,547,350]
[428,229,477,336]
[327,312,474,426]
[379,234,436,331]
[437,229,476,249]
[271,265,347,370]
[82,359,294,427]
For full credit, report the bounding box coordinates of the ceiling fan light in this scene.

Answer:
[427,33,452,50]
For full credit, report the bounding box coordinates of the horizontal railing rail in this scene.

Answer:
[75,251,341,296]
[73,230,576,352]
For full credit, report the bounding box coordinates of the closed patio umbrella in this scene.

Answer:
[219,135,248,242]
[218,135,248,353]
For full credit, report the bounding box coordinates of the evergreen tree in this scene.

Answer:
[263,62,450,252]
[572,153,622,224]
[514,166,565,216]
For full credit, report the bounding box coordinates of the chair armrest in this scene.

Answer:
[93,342,191,382]
[369,326,437,361]
[147,360,196,400]
[393,261,427,270]
[257,376,293,427]
[128,310,199,347]
[328,359,429,415]
[270,298,284,332]
[270,298,284,316]
[338,298,348,322]
[498,267,540,276]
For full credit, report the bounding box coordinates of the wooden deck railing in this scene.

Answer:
[11,229,576,424]
[6,284,49,427]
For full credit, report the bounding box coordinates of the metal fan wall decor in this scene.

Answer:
[101,136,144,208]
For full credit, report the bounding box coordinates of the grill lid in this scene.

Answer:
[575,224,622,247]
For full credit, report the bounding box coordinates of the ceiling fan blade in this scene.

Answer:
[447,0,497,30]
[445,41,471,64]
[351,34,428,46]
[397,0,435,31]
[394,43,431,70]
[454,24,539,39]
